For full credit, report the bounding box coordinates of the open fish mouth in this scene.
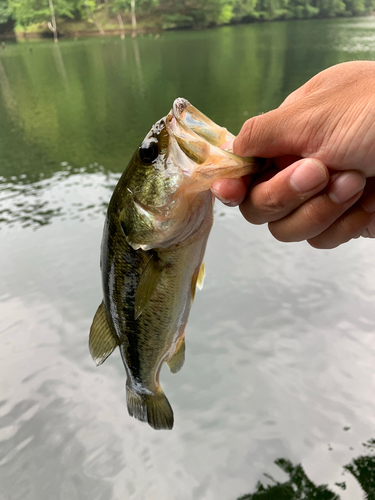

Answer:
[171,97,233,147]
[165,98,263,191]
[166,97,232,155]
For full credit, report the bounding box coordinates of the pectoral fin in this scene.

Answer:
[196,261,206,290]
[89,302,118,366]
[191,261,206,301]
[135,254,164,320]
[167,335,185,374]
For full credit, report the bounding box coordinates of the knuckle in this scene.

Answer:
[236,118,257,155]
[302,199,330,228]
[268,221,298,242]
[242,117,258,142]
[260,182,287,215]
[240,181,289,225]
[338,217,362,241]
[337,209,371,241]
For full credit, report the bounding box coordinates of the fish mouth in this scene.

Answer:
[169,98,232,148]
[172,97,190,116]
[165,98,262,191]
[165,98,234,172]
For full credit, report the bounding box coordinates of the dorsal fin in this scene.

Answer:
[134,254,164,320]
[89,302,118,366]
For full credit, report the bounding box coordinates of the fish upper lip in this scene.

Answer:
[173,97,191,117]
[166,98,198,142]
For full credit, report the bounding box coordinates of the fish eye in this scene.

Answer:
[139,142,159,164]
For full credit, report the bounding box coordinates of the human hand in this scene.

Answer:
[212,61,375,248]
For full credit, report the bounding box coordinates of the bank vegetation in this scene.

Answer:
[1,0,374,41]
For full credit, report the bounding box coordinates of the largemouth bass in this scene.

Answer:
[89,98,264,430]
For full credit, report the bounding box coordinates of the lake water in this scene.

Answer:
[1,17,375,500]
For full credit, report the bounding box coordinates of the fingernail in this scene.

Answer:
[211,188,239,207]
[220,139,234,151]
[290,159,327,193]
[328,172,365,204]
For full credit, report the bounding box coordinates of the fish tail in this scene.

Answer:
[126,382,174,430]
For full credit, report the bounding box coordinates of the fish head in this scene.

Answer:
[116,98,263,251]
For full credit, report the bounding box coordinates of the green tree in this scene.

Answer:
[364,0,375,11]
[8,0,78,40]
[231,0,258,21]
[0,0,11,23]
[109,0,128,38]
[159,0,235,28]
[316,0,346,15]
[344,0,366,14]
[80,0,106,34]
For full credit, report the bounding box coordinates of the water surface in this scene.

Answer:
[1,18,375,500]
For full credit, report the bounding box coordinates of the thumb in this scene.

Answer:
[233,105,308,159]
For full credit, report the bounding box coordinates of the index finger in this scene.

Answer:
[239,158,329,224]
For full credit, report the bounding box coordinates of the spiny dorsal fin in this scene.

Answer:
[89,302,118,366]
[134,254,164,320]
[166,335,185,374]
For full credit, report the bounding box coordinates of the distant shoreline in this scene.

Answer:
[0,14,374,42]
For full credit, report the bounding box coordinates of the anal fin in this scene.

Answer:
[89,302,118,366]
[167,335,185,374]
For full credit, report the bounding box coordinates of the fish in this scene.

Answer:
[89,98,264,430]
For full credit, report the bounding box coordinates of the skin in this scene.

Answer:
[211,61,375,249]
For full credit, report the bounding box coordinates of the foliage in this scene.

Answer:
[1,0,375,32]
[0,1,11,23]
[7,0,77,27]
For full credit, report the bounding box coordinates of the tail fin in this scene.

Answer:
[126,382,174,430]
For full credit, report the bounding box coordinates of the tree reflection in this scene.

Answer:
[344,454,375,499]
[237,439,375,500]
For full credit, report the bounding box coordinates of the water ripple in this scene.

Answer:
[0,166,120,230]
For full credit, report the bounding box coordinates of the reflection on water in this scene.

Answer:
[0,166,119,229]
[327,19,375,53]
[1,17,375,500]
[52,44,68,84]
[237,458,340,499]
[236,438,375,499]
